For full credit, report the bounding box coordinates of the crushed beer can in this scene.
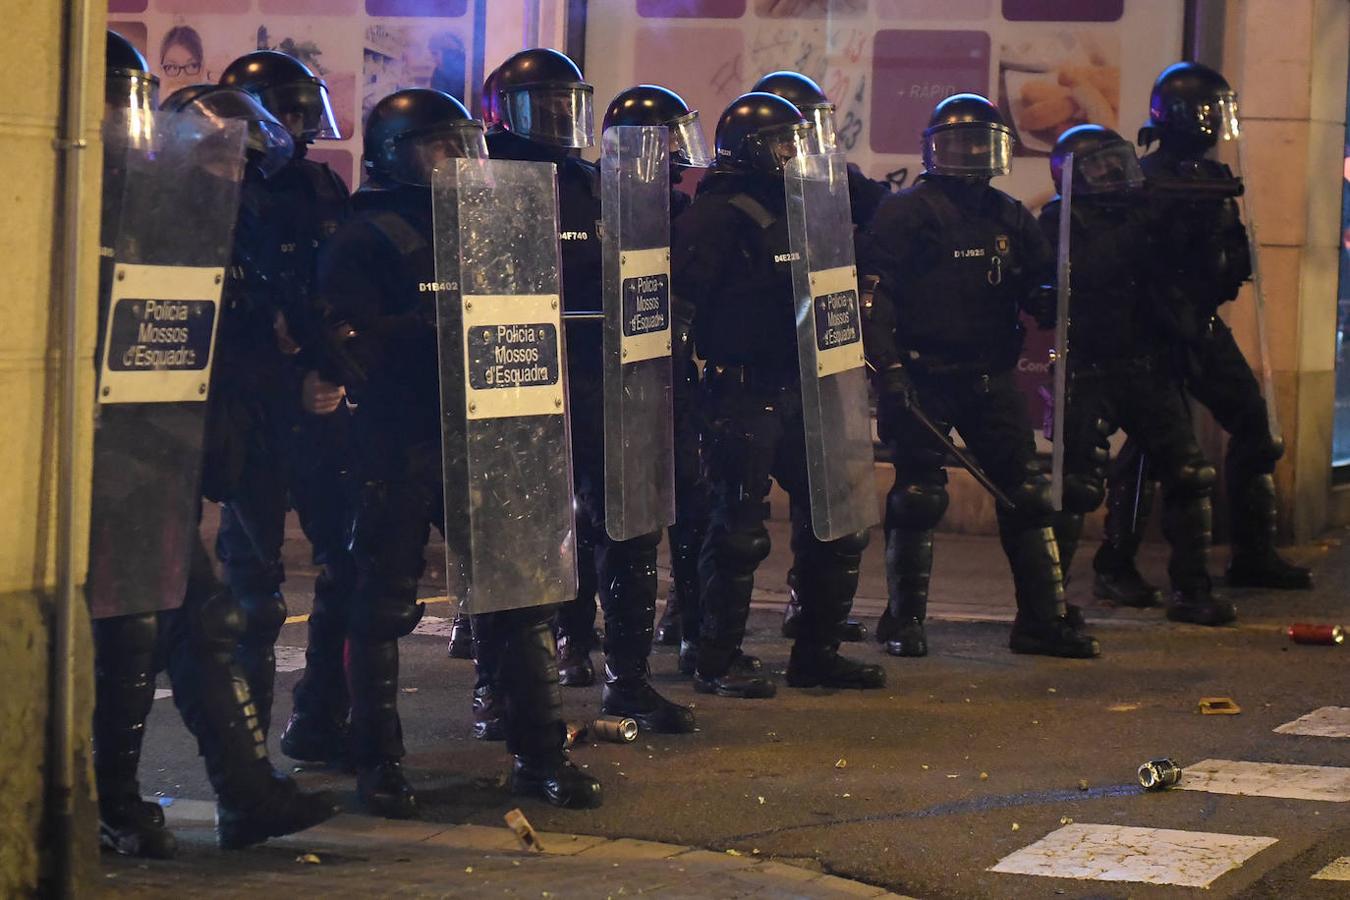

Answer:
[1138,758,1182,791]
[564,721,588,749]
[591,716,639,743]
[1287,623,1344,646]
[504,808,543,852]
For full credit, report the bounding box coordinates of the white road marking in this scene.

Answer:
[1178,759,1350,802]
[1274,707,1350,739]
[153,646,308,700]
[989,823,1277,888]
[1312,856,1350,881]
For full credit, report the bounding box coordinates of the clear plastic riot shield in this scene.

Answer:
[432,158,578,614]
[601,125,675,541]
[784,152,879,540]
[87,111,247,620]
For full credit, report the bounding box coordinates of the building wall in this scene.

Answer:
[0,0,103,893]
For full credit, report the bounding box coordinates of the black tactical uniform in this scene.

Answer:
[317,88,601,815]
[485,53,695,735]
[1040,125,1232,626]
[93,54,337,858]
[673,93,887,698]
[1093,63,1311,600]
[860,94,1099,659]
[192,51,357,757]
[749,70,888,645]
[596,84,717,674]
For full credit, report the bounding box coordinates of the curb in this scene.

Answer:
[163,800,915,898]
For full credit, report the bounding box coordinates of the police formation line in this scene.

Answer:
[93,33,1311,859]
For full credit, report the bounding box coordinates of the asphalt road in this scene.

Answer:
[135,512,1350,898]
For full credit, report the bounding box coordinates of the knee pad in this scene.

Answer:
[354,597,426,641]
[240,591,287,644]
[886,483,949,531]
[1062,473,1105,514]
[193,591,247,651]
[1228,433,1283,475]
[1168,458,1217,498]
[709,526,771,571]
[1007,465,1055,520]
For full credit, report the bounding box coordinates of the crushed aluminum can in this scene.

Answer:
[1287,623,1344,646]
[591,716,639,743]
[1138,758,1182,791]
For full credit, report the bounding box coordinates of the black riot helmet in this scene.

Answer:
[714,92,821,175]
[751,71,837,151]
[603,84,713,168]
[493,48,594,148]
[106,30,159,113]
[219,50,340,142]
[1050,124,1144,196]
[363,88,487,188]
[1140,61,1240,154]
[481,65,503,131]
[161,84,295,179]
[922,93,1013,179]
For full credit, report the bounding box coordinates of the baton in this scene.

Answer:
[1129,448,1149,537]
[562,311,604,321]
[905,398,1017,511]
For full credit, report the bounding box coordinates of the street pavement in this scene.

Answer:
[111,507,1350,898]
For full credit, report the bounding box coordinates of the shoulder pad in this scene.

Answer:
[365,210,429,260]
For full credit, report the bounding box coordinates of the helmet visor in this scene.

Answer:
[762,122,823,171]
[1075,141,1145,194]
[1198,90,1240,142]
[106,71,159,116]
[184,90,294,179]
[803,103,838,152]
[394,121,489,186]
[669,111,713,168]
[924,124,1013,176]
[258,79,341,141]
[501,84,595,148]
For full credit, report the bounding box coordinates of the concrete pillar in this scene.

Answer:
[1221,0,1349,541]
[0,1,103,893]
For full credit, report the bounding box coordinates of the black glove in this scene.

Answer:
[878,364,916,417]
[1027,284,1057,330]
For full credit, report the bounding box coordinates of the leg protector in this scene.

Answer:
[696,520,770,677]
[93,613,160,815]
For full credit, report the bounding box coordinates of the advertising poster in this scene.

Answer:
[109,0,478,189]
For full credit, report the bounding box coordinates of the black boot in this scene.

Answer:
[782,570,867,641]
[236,590,286,740]
[492,613,602,809]
[355,759,418,819]
[654,591,681,646]
[881,527,933,658]
[283,573,351,767]
[94,613,177,860]
[1166,586,1238,626]
[556,634,595,687]
[1225,473,1312,589]
[446,611,474,659]
[1001,523,1100,659]
[471,682,506,741]
[164,581,339,851]
[1093,457,1161,607]
[784,527,883,688]
[348,636,417,818]
[602,662,696,733]
[786,643,886,689]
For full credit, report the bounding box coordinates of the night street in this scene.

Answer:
[103,508,1350,898]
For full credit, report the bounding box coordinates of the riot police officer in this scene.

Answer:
[94,41,338,855]
[1041,125,1233,626]
[749,70,886,645]
[598,84,715,673]
[480,50,695,735]
[317,88,602,814]
[672,92,887,698]
[1092,62,1311,600]
[859,94,1099,659]
[205,51,357,760]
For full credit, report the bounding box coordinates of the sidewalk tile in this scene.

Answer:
[576,837,686,861]
[735,860,825,884]
[812,873,890,896]
[667,848,761,872]
[421,823,524,852]
[535,831,610,856]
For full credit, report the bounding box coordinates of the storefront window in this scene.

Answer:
[1333,62,1350,467]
